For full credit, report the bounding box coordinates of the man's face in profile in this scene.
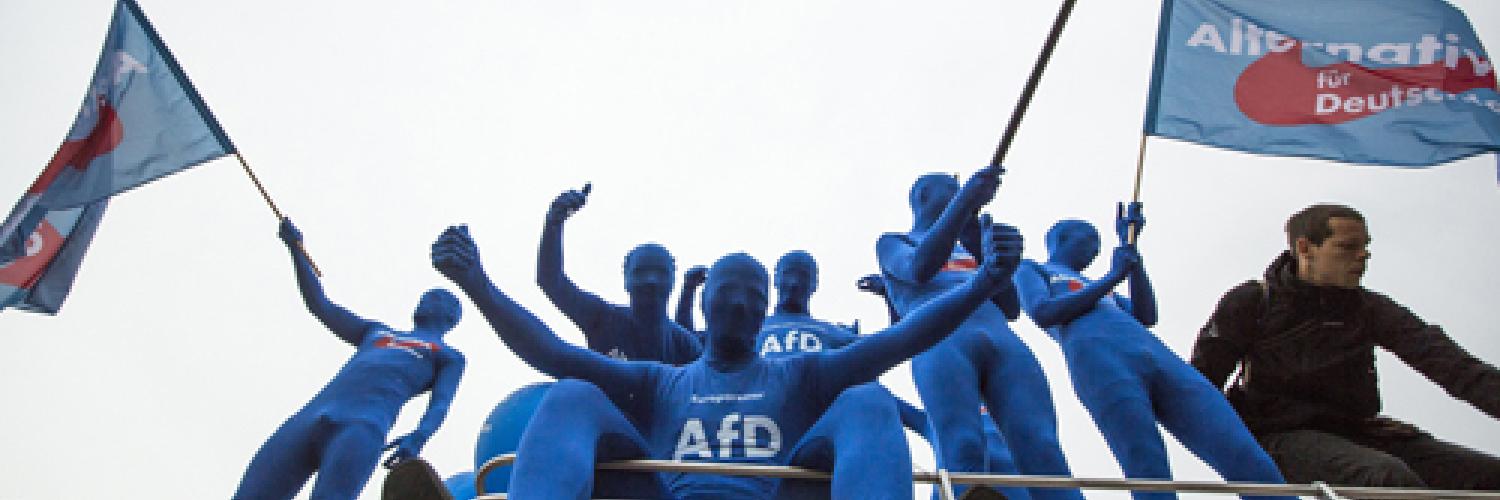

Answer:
[1297,217,1370,288]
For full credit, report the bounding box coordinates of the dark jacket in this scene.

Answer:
[1191,252,1500,434]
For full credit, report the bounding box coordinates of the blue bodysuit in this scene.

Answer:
[433,221,1022,499]
[538,186,701,364]
[877,167,1080,500]
[1014,211,1292,500]
[234,219,465,500]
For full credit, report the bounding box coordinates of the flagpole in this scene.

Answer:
[1127,134,1148,244]
[235,152,322,276]
[990,0,1079,166]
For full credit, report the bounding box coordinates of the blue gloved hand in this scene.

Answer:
[961,165,1005,208]
[1107,245,1142,281]
[432,225,486,286]
[976,213,1023,286]
[683,265,708,288]
[278,218,303,247]
[1115,201,1145,244]
[382,430,432,468]
[856,274,887,297]
[545,183,592,225]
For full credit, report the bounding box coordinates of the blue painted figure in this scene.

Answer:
[539,184,701,364]
[760,251,932,445]
[877,166,1081,500]
[858,273,1026,500]
[1013,203,1292,500]
[233,219,466,500]
[432,217,1023,499]
[473,382,554,495]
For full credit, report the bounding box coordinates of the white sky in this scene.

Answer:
[1,1,1497,499]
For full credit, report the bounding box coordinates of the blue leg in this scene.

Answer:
[232,413,320,500]
[912,342,987,494]
[509,379,666,500]
[982,333,1082,500]
[308,421,386,500]
[779,383,914,500]
[1153,353,1296,500]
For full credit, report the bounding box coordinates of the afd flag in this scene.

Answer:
[0,201,108,313]
[1143,0,1500,166]
[0,0,234,311]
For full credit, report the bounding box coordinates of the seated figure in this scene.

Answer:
[431,216,1022,499]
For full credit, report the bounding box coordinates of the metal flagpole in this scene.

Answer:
[235,152,321,276]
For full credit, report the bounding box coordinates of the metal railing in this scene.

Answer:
[473,453,1500,500]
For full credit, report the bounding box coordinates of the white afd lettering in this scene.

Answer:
[673,414,781,460]
[759,330,824,356]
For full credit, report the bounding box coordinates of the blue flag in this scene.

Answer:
[1143,0,1500,166]
[0,0,234,313]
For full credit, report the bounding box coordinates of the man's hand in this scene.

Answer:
[381,430,431,468]
[545,183,592,224]
[278,218,303,247]
[683,265,708,288]
[1116,201,1145,244]
[432,225,485,286]
[856,273,888,297]
[975,213,1022,288]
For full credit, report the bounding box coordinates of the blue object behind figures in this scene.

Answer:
[1013,203,1293,500]
[432,218,1022,499]
[473,382,554,494]
[444,471,477,500]
[232,219,466,500]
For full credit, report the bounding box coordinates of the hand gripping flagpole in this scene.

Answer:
[990,0,1080,167]
[235,152,322,276]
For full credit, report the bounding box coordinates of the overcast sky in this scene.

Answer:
[1,1,1497,498]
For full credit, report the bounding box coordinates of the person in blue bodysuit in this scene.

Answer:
[1013,203,1292,500]
[431,216,1023,499]
[758,251,932,446]
[539,184,701,364]
[877,166,1081,500]
[859,273,1024,500]
[233,219,466,500]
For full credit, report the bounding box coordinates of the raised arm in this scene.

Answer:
[536,184,614,332]
[1115,202,1157,326]
[383,350,466,466]
[675,265,707,331]
[278,218,374,346]
[821,215,1021,391]
[1019,245,1136,329]
[905,166,1003,283]
[436,225,645,391]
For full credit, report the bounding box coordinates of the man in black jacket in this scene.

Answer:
[1191,203,1500,488]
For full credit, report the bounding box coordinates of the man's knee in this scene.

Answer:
[1260,430,1424,487]
[828,385,901,425]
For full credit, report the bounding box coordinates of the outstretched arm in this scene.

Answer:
[1115,202,1157,326]
[384,350,466,466]
[821,216,1021,391]
[278,219,374,346]
[1019,245,1136,329]
[537,184,614,333]
[903,166,1004,284]
[437,225,645,391]
[674,265,707,331]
